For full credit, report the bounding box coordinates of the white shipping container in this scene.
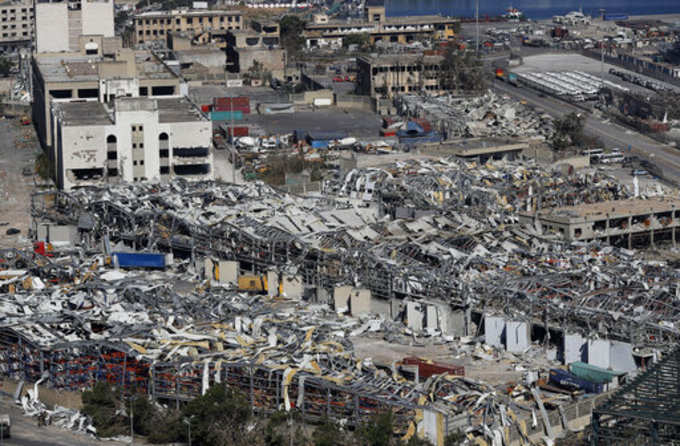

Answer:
[313,98,332,107]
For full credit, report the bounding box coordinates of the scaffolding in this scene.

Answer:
[592,348,680,445]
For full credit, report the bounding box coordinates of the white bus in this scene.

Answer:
[599,153,625,164]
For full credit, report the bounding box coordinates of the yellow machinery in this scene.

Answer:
[237,274,283,295]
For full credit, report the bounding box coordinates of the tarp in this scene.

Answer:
[569,361,623,384]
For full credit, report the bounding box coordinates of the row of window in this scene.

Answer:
[1,23,29,29]
[0,7,32,14]
[138,25,237,36]
[0,16,31,22]
[1,31,28,38]
[133,160,144,166]
[137,15,240,26]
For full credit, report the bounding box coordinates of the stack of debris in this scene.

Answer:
[395,92,554,140]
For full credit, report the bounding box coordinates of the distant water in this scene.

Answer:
[386,0,680,19]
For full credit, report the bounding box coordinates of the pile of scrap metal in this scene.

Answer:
[0,252,551,442]
[395,92,554,140]
[330,158,627,222]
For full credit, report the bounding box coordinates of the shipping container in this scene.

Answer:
[226,126,249,137]
[380,129,397,137]
[210,110,243,121]
[113,252,166,268]
[201,104,211,113]
[401,357,464,378]
[549,368,604,394]
[213,96,250,107]
[213,105,250,114]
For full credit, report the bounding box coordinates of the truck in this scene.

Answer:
[0,414,10,438]
[494,68,519,86]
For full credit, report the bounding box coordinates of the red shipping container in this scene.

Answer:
[401,357,464,378]
[201,104,211,112]
[227,126,249,137]
[380,129,397,137]
[214,96,249,107]
[214,105,250,114]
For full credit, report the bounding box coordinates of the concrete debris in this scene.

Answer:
[1,154,676,443]
[395,91,554,140]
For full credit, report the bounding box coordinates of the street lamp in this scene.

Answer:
[183,415,195,446]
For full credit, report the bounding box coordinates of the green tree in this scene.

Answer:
[0,57,12,77]
[280,15,306,60]
[358,410,395,446]
[35,151,54,181]
[438,47,485,92]
[343,33,370,48]
[81,383,128,438]
[550,112,585,151]
[182,385,252,446]
[312,418,344,446]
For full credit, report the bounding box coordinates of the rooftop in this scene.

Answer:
[36,51,177,83]
[156,97,207,123]
[134,8,241,18]
[532,197,680,222]
[54,101,112,126]
[358,53,443,65]
[305,15,456,30]
[36,54,102,83]
[54,96,206,126]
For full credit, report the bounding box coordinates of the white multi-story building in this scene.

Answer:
[51,96,213,190]
[34,0,114,53]
[0,0,33,53]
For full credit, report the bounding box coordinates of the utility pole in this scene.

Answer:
[475,0,480,56]
[129,396,134,446]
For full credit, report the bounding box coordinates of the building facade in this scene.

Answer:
[356,54,444,98]
[34,0,114,53]
[133,9,243,45]
[303,5,457,50]
[225,20,285,78]
[52,97,213,190]
[32,47,182,155]
[0,0,33,53]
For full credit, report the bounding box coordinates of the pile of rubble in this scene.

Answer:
[11,156,680,443]
[395,92,554,140]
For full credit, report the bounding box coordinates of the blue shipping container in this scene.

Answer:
[311,140,329,149]
[113,252,166,268]
[603,14,628,21]
[210,111,243,121]
[549,368,604,394]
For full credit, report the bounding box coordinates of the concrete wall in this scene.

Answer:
[484,315,505,348]
[335,94,373,111]
[35,2,69,53]
[1,378,83,410]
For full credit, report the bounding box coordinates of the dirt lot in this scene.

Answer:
[0,118,40,249]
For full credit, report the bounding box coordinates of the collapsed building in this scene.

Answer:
[3,158,680,444]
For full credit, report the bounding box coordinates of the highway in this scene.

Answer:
[492,79,680,185]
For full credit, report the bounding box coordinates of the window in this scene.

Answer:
[140,160,144,165]
[176,18,180,25]
[132,143,137,148]
[139,143,144,148]
[131,126,136,131]
[187,17,193,24]
[138,126,143,131]
[133,161,137,166]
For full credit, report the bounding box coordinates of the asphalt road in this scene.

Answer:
[0,394,126,446]
[492,79,680,185]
